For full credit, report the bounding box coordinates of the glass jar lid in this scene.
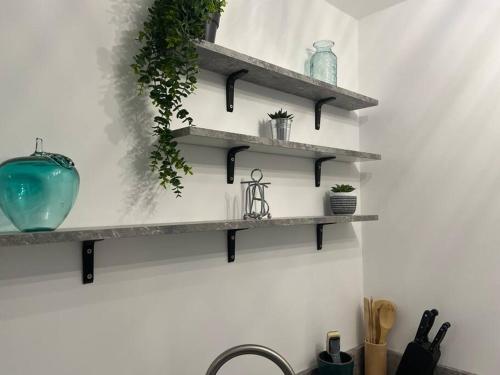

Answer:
[313,40,334,51]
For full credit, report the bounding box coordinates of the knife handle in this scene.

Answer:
[327,330,341,364]
[423,309,439,340]
[415,310,431,343]
[430,322,451,352]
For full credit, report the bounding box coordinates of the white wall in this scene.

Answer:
[360,1,500,373]
[0,1,370,374]
[326,0,408,20]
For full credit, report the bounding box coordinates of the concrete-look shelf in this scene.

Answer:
[196,41,378,112]
[0,215,378,247]
[0,215,378,284]
[173,126,380,186]
[173,127,381,162]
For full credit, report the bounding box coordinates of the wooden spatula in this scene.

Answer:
[370,297,375,343]
[379,302,397,344]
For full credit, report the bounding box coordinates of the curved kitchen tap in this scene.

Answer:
[205,344,296,375]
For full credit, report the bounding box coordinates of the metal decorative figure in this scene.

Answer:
[242,169,272,220]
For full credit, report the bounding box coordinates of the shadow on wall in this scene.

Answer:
[93,0,361,222]
[191,67,360,137]
[180,142,359,180]
[97,0,160,218]
[304,48,314,76]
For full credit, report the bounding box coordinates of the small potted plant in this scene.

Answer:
[330,184,357,215]
[133,0,227,197]
[268,109,294,141]
[204,0,227,42]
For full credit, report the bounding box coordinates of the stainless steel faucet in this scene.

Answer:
[205,344,296,375]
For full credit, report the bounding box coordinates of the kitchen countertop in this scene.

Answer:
[298,346,477,375]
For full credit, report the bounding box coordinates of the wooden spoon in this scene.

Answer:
[379,302,397,344]
[372,299,385,343]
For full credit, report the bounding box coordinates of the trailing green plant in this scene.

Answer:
[268,108,294,120]
[331,184,355,193]
[208,0,227,12]
[132,0,226,197]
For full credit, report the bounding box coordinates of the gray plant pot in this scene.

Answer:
[330,192,357,215]
[269,118,292,141]
[204,13,221,43]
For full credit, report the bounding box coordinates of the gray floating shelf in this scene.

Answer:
[173,127,381,162]
[173,127,381,186]
[0,215,377,247]
[0,215,377,284]
[196,41,378,111]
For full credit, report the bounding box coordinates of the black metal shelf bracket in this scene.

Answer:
[315,97,336,130]
[227,146,250,184]
[316,223,335,250]
[226,69,249,112]
[227,228,249,263]
[82,240,102,285]
[315,156,336,187]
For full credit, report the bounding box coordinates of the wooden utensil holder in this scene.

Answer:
[365,340,387,375]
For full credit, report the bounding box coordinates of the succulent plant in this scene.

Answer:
[331,184,356,193]
[268,108,294,120]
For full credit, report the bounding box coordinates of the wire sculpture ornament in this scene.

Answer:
[241,168,272,220]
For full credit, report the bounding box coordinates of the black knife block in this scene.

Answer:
[395,342,440,375]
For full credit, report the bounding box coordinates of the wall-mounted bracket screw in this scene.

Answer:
[227,228,249,263]
[82,240,103,285]
[227,146,250,184]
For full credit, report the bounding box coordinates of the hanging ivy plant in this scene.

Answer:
[132,0,227,197]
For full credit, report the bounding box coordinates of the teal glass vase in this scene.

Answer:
[310,40,337,86]
[0,138,79,232]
